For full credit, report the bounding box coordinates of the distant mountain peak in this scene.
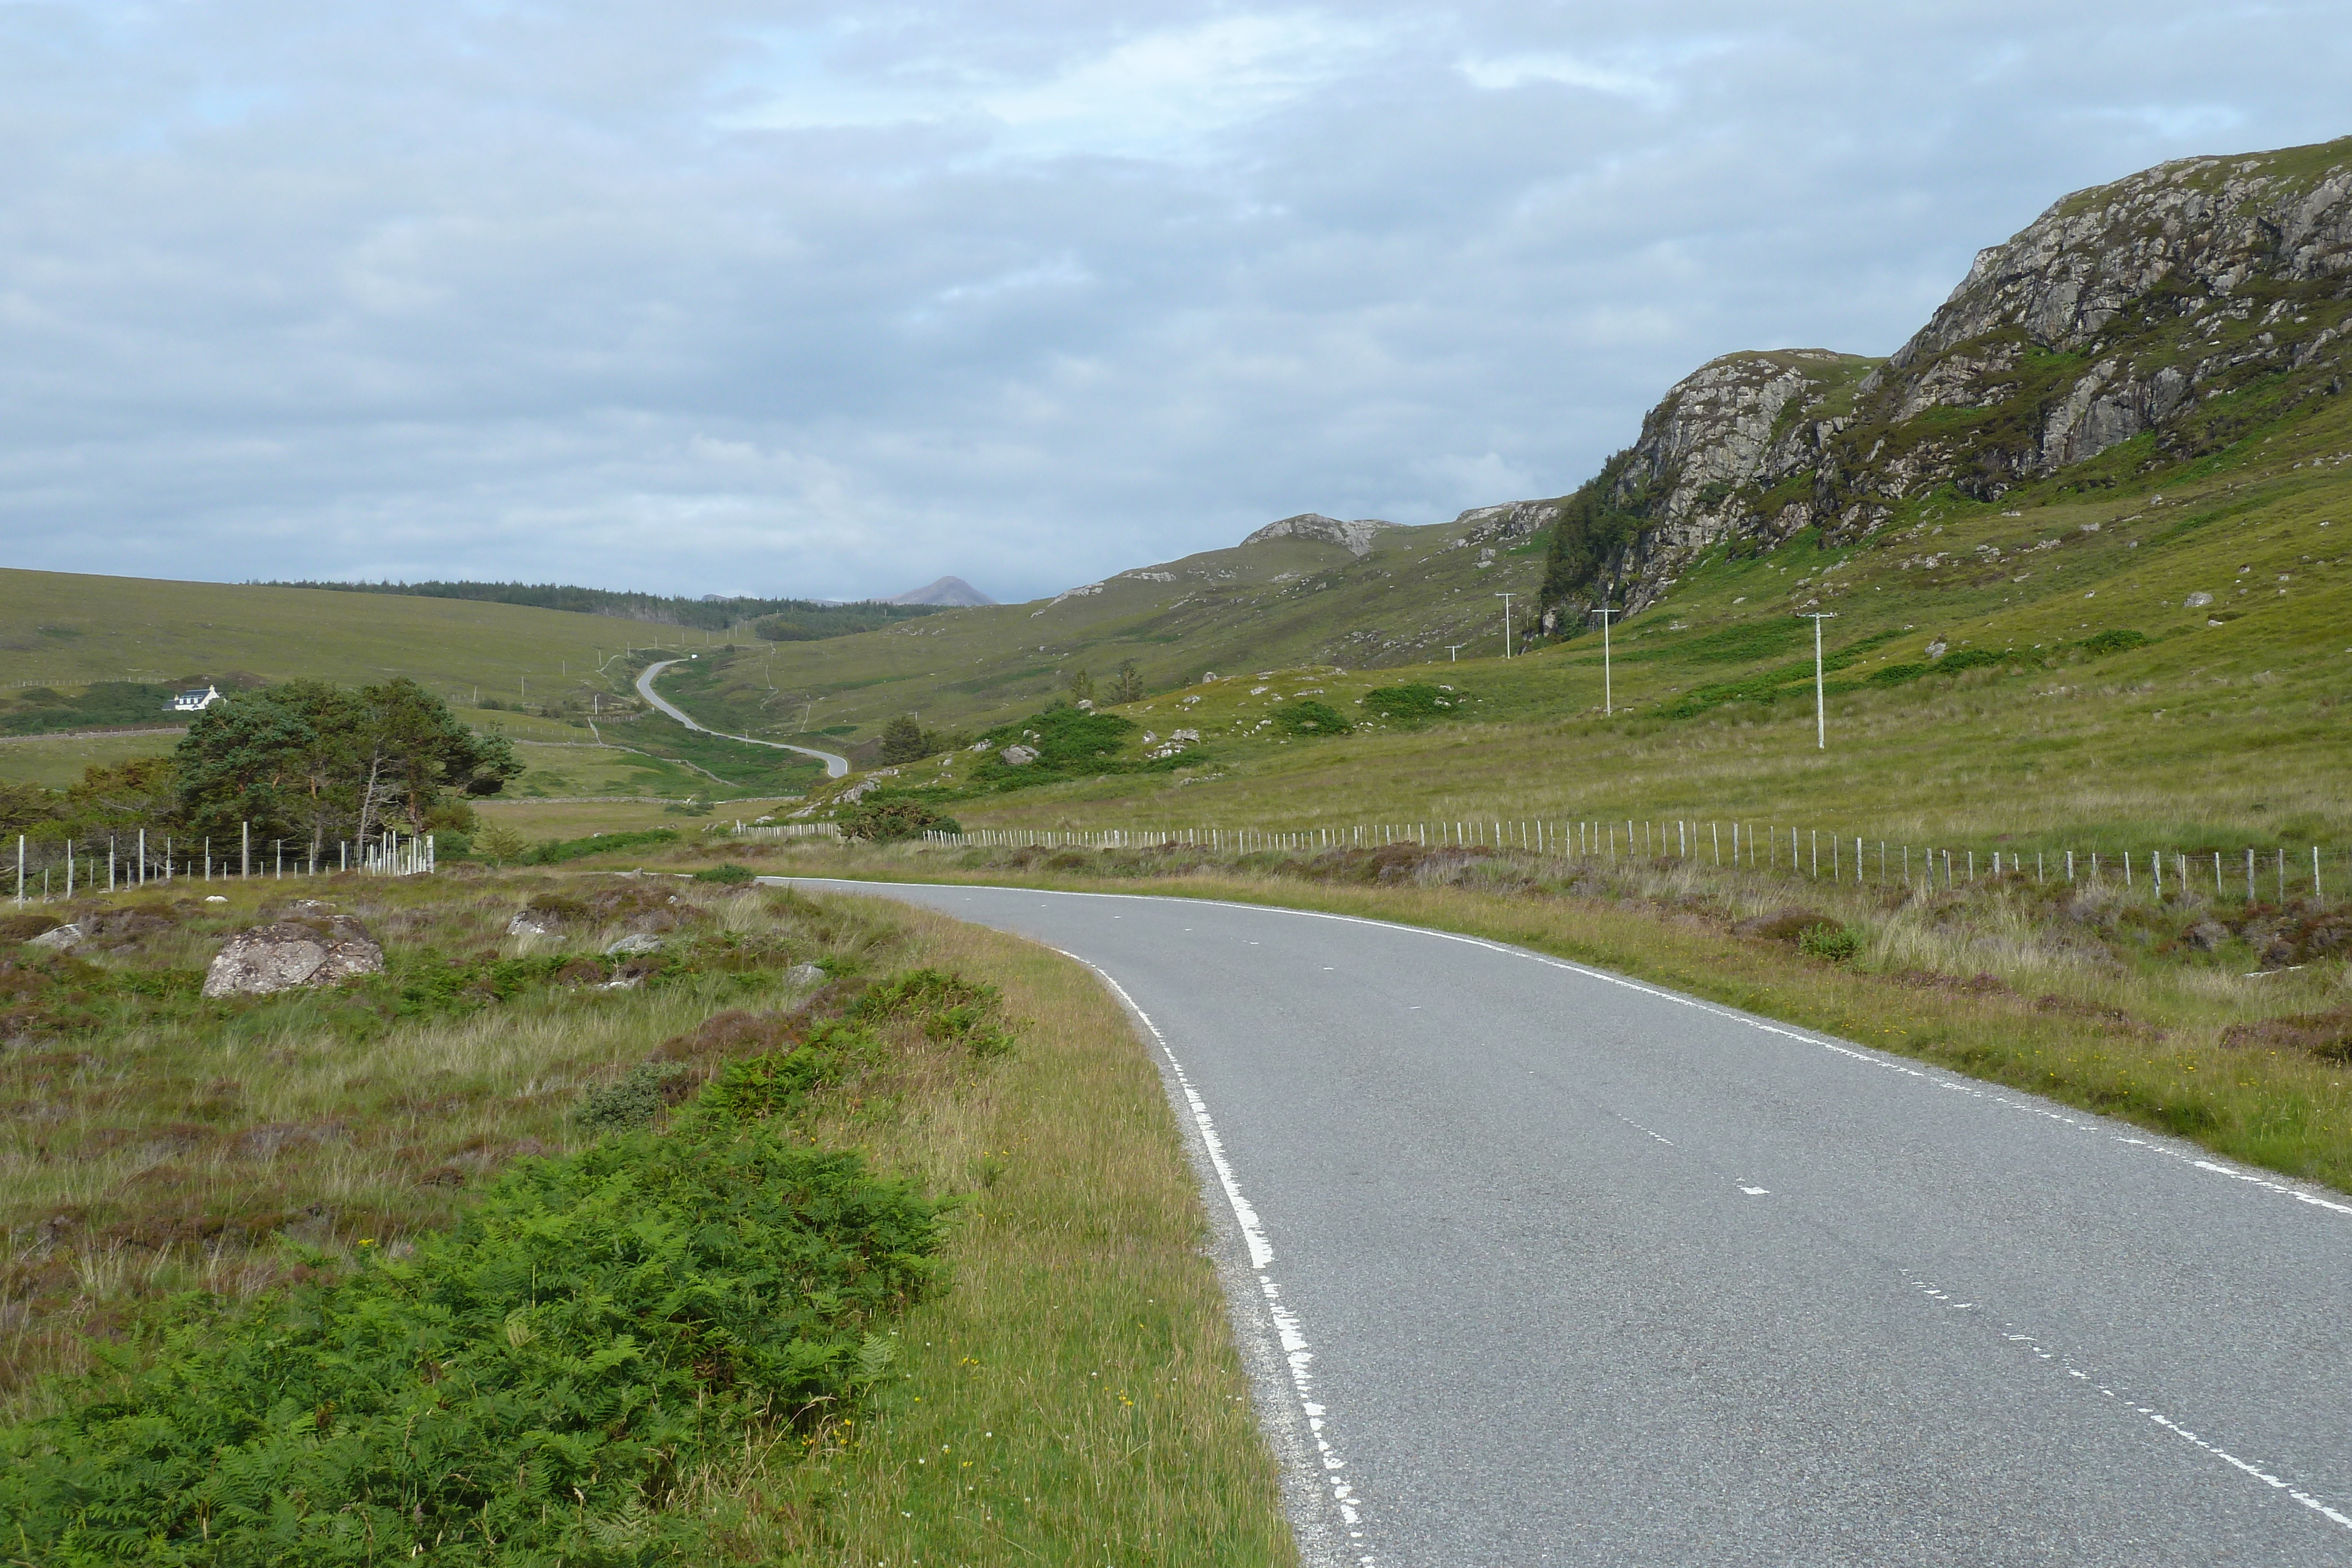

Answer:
[881,576,995,607]
[1243,513,1396,557]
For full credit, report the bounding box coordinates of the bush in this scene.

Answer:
[840,797,961,842]
[693,861,758,884]
[1359,684,1462,722]
[1798,924,1866,962]
[1272,700,1350,737]
[2081,628,2149,656]
[0,1112,941,1564]
[574,1062,683,1133]
[524,827,681,865]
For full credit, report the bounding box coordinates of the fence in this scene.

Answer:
[13,823,435,904]
[731,821,841,841]
[920,820,2342,904]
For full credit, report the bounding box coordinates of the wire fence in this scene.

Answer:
[921,819,2343,904]
[13,824,435,903]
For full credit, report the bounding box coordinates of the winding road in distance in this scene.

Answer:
[786,877,2352,1568]
[635,658,850,777]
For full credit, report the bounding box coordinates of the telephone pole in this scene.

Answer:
[1494,593,1516,658]
[1799,612,1839,748]
[1595,603,1622,715]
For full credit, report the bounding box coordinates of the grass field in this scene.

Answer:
[0,866,1293,1562]
[0,730,183,789]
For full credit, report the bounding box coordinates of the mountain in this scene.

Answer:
[1528,135,2352,627]
[883,576,997,607]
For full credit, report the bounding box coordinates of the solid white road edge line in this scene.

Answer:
[1060,951,1375,1568]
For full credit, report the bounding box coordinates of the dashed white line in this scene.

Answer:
[1903,1272,2352,1535]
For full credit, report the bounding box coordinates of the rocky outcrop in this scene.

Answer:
[1243,514,1396,556]
[1529,135,2352,625]
[202,913,383,998]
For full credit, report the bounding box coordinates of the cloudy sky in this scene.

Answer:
[1,2,2344,604]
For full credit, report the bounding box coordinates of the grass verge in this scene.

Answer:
[0,871,1292,1564]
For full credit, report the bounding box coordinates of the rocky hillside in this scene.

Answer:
[1532,135,2352,629]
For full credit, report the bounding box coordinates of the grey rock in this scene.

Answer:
[604,933,664,957]
[2184,591,2215,608]
[784,962,827,987]
[203,917,383,998]
[1241,513,1395,556]
[1172,728,1201,743]
[25,923,85,952]
[507,911,556,938]
[1000,744,1040,765]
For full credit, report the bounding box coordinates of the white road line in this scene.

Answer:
[1060,952,1375,1567]
[1905,1273,2352,1534]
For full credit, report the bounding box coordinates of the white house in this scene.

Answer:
[169,684,222,713]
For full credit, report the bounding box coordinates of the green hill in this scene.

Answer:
[710,135,2352,848]
[0,572,824,799]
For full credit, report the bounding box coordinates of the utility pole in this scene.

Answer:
[1595,603,1622,715]
[1494,593,1516,658]
[1445,644,1467,663]
[1799,613,1838,748]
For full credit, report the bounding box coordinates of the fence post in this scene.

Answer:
[241,822,250,879]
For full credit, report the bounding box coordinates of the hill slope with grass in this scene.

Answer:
[724,135,2352,852]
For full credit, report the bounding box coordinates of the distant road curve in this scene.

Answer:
[633,659,850,778]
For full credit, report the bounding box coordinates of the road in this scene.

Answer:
[786,877,2352,1567]
[634,658,850,777]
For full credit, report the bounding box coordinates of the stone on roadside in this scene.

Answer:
[203,916,384,998]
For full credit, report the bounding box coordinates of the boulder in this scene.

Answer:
[604,933,664,957]
[508,911,557,938]
[784,962,826,987]
[203,916,383,998]
[26,923,85,953]
[1000,744,1040,765]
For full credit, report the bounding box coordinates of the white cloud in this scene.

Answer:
[0,2,2344,603]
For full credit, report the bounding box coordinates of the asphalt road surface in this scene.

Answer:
[784,877,2352,1566]
[635,658,850,777]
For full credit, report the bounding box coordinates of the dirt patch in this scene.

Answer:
[2220,1007,2352,1060]
[1733,908,1839,945]
[1889,969,2019,997]
[2032,993,2164,1040]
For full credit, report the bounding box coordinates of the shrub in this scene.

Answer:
[524,827,681,865]
[693,861,758,884]
[2081,628,2149,656]
[699,1019,879,1120]
[1798,924,1866,962]
[0,1114,941,1563]
[840,797,961,842]
[1272,700,1350,737]
[1360,684,1461,721]
[574,1062,684,1133]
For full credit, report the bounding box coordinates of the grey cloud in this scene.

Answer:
[0,2,2344,603]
